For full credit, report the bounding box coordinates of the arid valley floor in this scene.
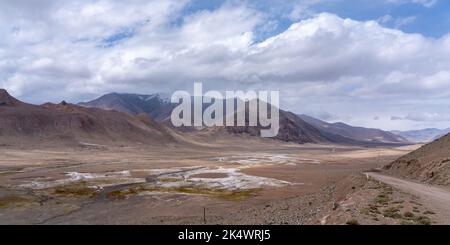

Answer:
[2,140,446,225]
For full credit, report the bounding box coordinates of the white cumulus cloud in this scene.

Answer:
[0,1,449,130]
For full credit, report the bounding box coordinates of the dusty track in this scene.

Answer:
[367,172,450,224]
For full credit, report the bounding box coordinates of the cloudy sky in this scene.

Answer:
[1,0,450,131]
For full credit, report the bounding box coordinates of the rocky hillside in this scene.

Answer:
[384,133,450,186]
[299,114,409,144]
[0,89,176,147]
[78,92,175,121]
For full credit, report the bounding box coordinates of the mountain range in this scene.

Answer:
[78,92,411,146]
[0,89,177,147]
[299,114,409,144]
[8,89,446,147]
[78,92,174,122]
[391,128,450,143]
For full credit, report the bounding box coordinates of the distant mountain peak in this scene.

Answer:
[93,92,168,102]
[391,128,450,143]
[78,92,175,121]
[298,114,410,144]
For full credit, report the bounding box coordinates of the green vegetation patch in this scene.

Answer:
[374,194,390,205]
[157,177,182,183]
[372,183,394,206]
[167,187,259,201]
[392,200,404,204]
[0,167,24,176]
[106,187,141,200]
[368,204,381,214]
[403,211,415,218]
[52,181,98,198]
[383,207,402,219]
[0,195,30,208]
[441,159,450,163]
[410,200,423,206]
[381,185,393,195]
[401,215,432,225]
[106,185,260,201]
[346,219,359,225]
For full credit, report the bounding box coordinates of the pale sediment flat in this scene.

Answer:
[0,142,419,225]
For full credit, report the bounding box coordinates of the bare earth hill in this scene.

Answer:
[384,133,450,186]
[222,110,365,145]
[299,114,409,144]
[0,89,176,147]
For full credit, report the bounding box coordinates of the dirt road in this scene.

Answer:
[367,172,450,224]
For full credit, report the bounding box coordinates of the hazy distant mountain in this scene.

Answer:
[298,114,410,144]
[198,101,402,146]
[384,132,450,186]
[78,92,175,121]
[277,111,386,145]
[0,89,175,147]
[391,128,450,143]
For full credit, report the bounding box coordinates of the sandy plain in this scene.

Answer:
[0,140,423,225]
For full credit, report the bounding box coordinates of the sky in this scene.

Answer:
[1,0,450,131]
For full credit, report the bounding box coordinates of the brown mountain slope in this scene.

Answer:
[384,133,450,186]
[222,110,344,144]
[0,89,176,147]
[202,100,367,145]
[80,93,380,145]
[78,92,174,121]
[299,114,409,144]
[0,89,27,107]
[224,111,388,145]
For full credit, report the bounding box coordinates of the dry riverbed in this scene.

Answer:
[0,143,421,224]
